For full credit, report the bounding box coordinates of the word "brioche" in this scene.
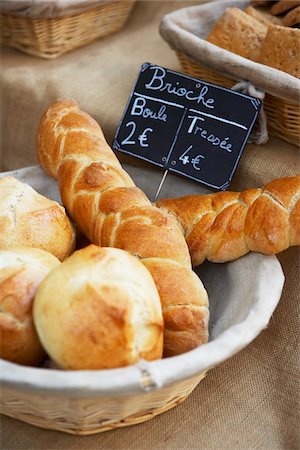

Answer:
[37,99,209,357]
[157,175,300,266]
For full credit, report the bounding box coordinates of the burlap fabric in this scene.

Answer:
[0,1,299,449]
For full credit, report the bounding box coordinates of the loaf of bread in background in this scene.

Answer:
[258,25,300,78]
[283,6,300,27]
[0,247,60,366]
[271,0,299,16]
[207,7,267,61]
[245,5,282,26]
[207,6,300,78]
[0,176,76,261]
[34,245,164,370]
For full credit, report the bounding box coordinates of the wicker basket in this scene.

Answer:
[1,371,205,435]
[176,52,300,147]
[0,0,136,59]
[0,166,285,435]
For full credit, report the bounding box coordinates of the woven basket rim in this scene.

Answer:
[0,197,284,398]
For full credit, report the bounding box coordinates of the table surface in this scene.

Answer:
[1,1,299,449]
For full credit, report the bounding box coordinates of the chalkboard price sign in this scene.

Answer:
[113,63,261,190]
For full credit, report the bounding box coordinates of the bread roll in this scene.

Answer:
[0,247,60,365]
[33,245,164,370]
[0,176,76,261]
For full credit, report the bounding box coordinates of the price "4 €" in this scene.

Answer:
[121,121,153,148]
[179,145,205,171]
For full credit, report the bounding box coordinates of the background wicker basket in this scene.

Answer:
[0,0,136,59]
[160,0,300,148]
[177,52,300,147]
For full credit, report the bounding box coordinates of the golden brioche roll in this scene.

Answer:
[0,176,76,261]
[0,247,60,365]
[33,245,164,370]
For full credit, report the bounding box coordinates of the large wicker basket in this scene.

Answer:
[176,52,300,147]
[0,0,136,59]
[1,370,205,435]
[0,166,285,435]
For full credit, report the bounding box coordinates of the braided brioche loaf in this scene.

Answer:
[37,99,209,357]
[157,175,300,266]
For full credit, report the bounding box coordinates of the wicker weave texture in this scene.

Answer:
[177,52,300,147]
[1,372,205,435]
[0,1,136,59]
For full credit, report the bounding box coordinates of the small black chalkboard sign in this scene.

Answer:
[113,63,261,190]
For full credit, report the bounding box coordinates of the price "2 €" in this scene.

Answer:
[179,145,205,171]
[121,121,153,148]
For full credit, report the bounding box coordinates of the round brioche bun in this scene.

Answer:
[0,176,76,261]
[33,245,163,370]
[0,247,60,365]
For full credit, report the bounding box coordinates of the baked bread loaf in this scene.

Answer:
[245,5,283,26]
[207,7,268,61]
[0,247,60,366]
[34,245,163,370]
[0,176,76,261]
[283,6,300,27]
[37,99,209,357]
[271,0,299,16]
[157,175,300,266]
[258,25,300,78]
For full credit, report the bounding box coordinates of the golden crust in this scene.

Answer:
[0,247,60,365]
[283,6,300,26]
[37,100,209,356]
[207,7,268,61]
[245,5,283,26]
[271,0,299,16]
[0,177,76,261]
[258,25,300,78]
[142,259,208,357]
[34,245,163,370]
[157,176,300,265]
[163,305,209,357]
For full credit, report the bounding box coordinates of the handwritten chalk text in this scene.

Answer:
[145,66,215,109]
[188,116,233,153]
[131,96,168,122]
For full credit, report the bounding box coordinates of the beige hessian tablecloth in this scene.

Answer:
[1,1,300,449]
